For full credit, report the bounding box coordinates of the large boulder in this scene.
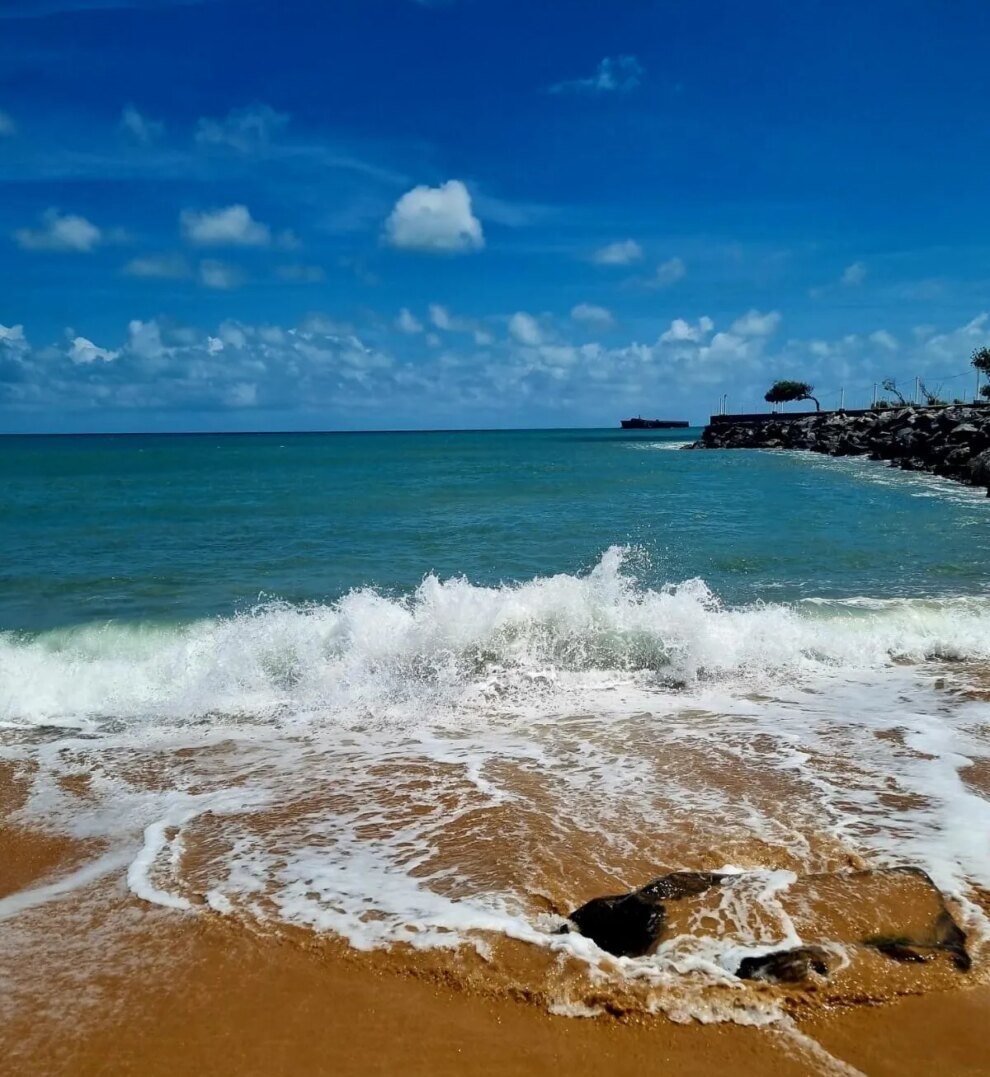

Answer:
[969,447,990,490]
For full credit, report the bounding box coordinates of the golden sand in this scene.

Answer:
[1,811,987,1077]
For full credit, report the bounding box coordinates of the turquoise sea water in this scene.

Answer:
[2,427,988,632]
[4,428,990,1031]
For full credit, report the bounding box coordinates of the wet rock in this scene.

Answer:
[693,405,990,493]
[565,865,971,974]
[970,447,990,488]
[933,909,972,971]
[866,939,934,963]
[638,870,726,901]
[736,946,831,983]
[564,871,724,957]
[564,890,666,958]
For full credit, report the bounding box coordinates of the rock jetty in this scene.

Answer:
[690,405,990,493]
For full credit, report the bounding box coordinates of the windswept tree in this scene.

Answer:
[882,378,908,406]
[919,380,946,406]
[973,347,990,399]
[764,379,820,411]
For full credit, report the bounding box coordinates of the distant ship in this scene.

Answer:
[620,417,690,429]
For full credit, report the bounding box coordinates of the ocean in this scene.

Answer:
[3,428,990,1037]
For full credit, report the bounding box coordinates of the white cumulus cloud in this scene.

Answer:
[571,303,614,329]
[14,209,103,252]
[0,323,28,351]
[645,257,686,289]
[591,239,642,266]
[127,318,166,360]
[68,336,119,364]
[508,312,544,346]
[181,204,271,247]
[429,303,454,330]
[731,309,781,337]
[660,316,714,343]
[383,180,484,253]
[869,329,898,351]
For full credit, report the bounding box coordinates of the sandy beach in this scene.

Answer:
[4,728,989,1077]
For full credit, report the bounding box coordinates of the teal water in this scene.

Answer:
[2,428,988,632]
[4,428,990,1028]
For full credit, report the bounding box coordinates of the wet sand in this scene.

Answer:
[1,816,988,1077]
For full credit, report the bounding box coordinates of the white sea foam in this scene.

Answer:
[2,546,990,730]
[4,548,990,1028]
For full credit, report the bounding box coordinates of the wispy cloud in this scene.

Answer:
[550,55,644,96]
[120,104,164,144]
[198,259,243,290]
[642,257,686,289]
[123,252,190,278]
[0,110,16,136]
[810,260,868,299]
[0,0,215,19]
[591,239,642,266]
[841,261,867,287]
[396,308,423,334]
[508,312,544,346]
[195,104,289,154]
[275,263,325,283]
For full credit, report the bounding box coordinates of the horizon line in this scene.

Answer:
[0,423,700,438]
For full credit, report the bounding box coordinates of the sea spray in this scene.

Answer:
[3,547,990,729]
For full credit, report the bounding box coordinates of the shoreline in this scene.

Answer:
[689,404,990,494]
[3,834,990,1077]
[2,760,989,1077]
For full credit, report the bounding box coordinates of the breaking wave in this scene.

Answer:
[3,546,990,729]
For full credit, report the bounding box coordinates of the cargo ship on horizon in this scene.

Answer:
[620,417,690,429]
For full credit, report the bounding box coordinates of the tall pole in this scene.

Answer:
[839,387,845,411]
[977,369,981,403]
[914,376,920,405]
[872,382,878,407]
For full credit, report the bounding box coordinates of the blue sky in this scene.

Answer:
[1,0,989,431]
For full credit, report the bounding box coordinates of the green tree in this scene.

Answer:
[764,380,820,411]
[973,348,990,401]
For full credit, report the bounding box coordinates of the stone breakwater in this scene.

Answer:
[690,405,990,493]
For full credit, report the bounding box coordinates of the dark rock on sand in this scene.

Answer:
[563,871,725,957]
[564,865,970,975]
[564,890,666,958]
[866,940,934,964]
[736,946,831,983]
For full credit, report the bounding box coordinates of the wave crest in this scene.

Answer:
[4,546,990,728]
